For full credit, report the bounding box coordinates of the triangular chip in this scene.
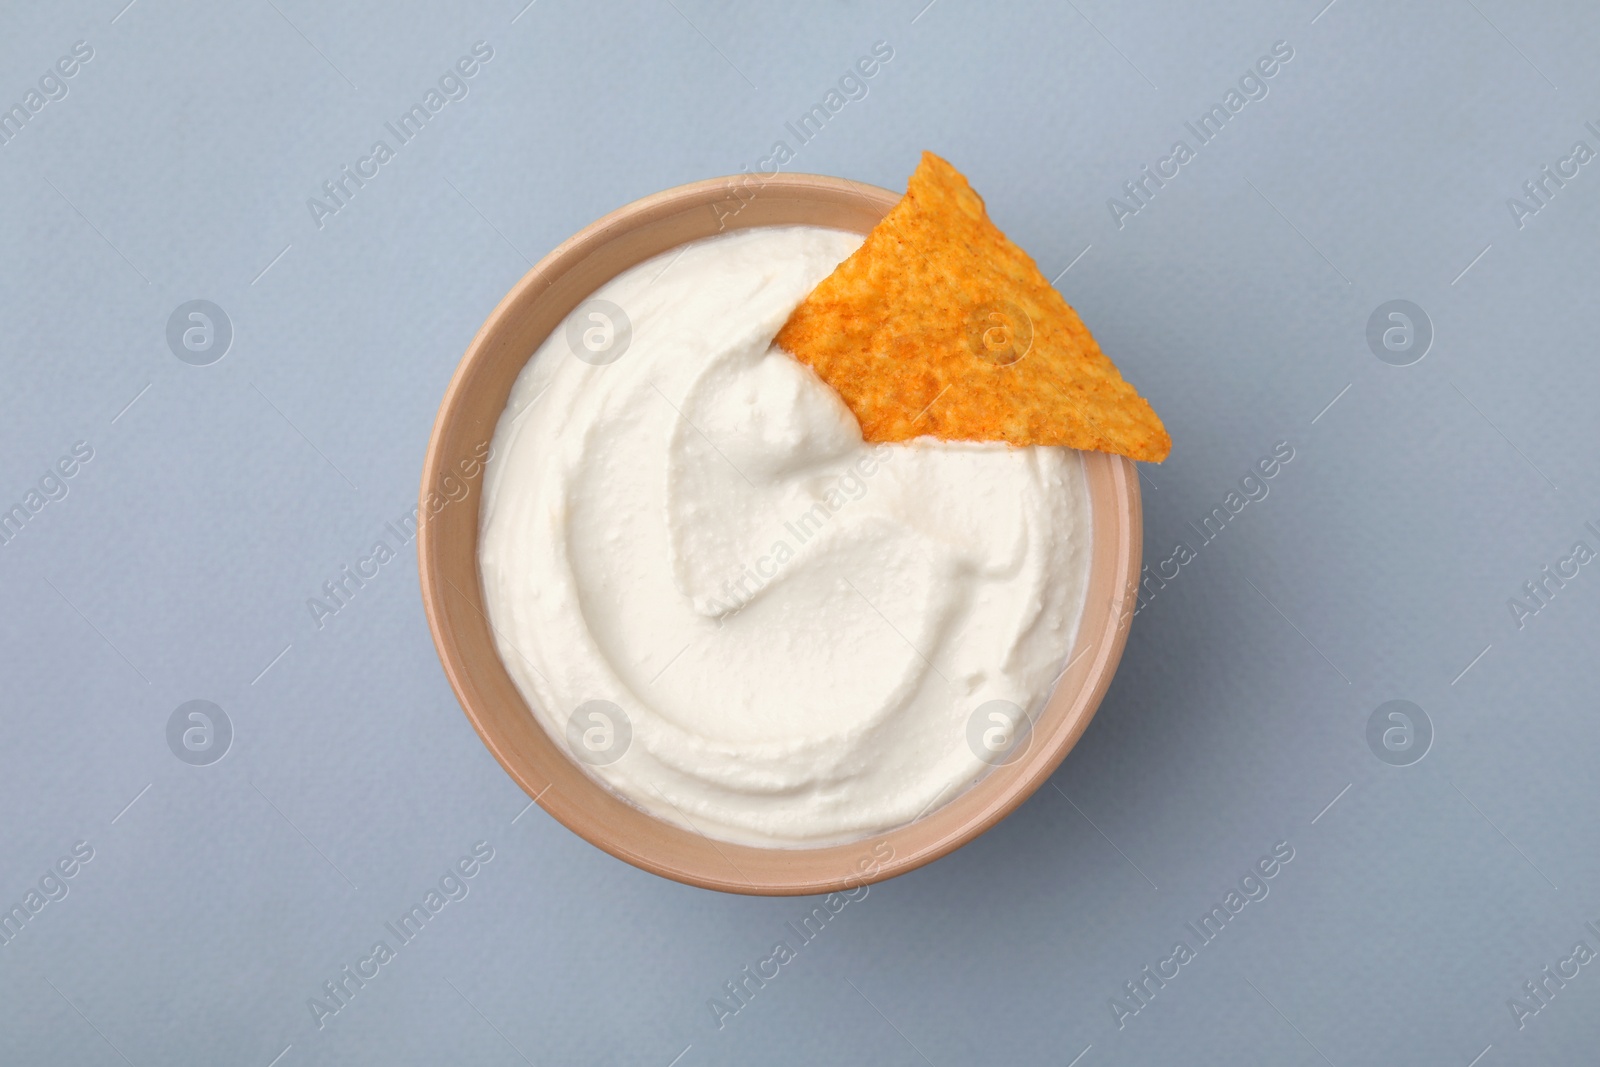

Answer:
[776,152,1170,461]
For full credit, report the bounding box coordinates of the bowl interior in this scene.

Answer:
[419,173,1142,895]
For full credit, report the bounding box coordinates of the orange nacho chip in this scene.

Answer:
[775,152,1170,462]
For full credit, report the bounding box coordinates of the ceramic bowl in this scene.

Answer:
[418,173,1141,895]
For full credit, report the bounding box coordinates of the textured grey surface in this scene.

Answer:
[3,1,1599,1064]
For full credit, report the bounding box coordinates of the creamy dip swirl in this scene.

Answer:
[479,226,1091,847]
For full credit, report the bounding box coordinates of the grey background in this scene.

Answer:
[2,0,1596,1063]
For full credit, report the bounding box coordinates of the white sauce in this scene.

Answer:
[479,226,1091,847]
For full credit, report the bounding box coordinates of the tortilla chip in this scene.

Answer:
[775,152,1170,462]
